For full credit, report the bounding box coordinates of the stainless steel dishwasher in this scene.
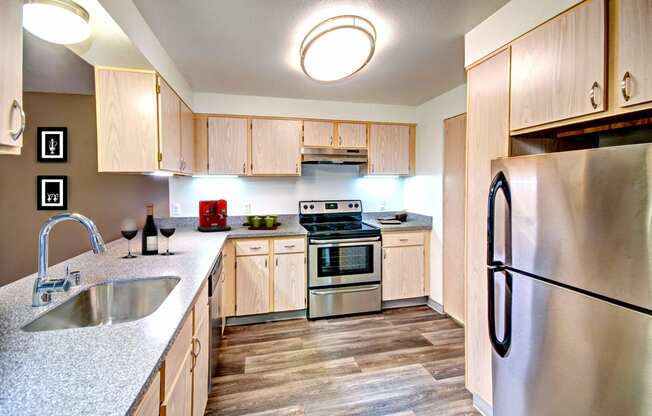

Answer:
[208,252,224,386]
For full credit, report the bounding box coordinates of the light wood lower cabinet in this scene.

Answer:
[233,237,306,316]
[0,0,23,154]
[236,255,270,316]
[133,372,160,416]
[274,253,306,312]
[191,309,209,416]
[161,348,192,416]
[381,231,429,301]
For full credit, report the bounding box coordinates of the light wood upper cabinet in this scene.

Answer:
[191,309,209,416]
[0,0,23,154]
[337,123,367,148]
[368,124,410,175]
[618,0,652,107]
[510,0,606,131]
[381,243,425,301]
[251,119,302,175]
[96,68,159,172]
[466,49,510,405]
[180,101,194,174]
[236,255,270,316]
[274,253,306,312]
[158,77,182,172]
[303,120,334,147]
[208,117,248,175]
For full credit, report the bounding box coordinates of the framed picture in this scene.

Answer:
[37,127,67,162]
[37,176,68,211]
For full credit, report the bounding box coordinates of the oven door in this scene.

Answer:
[308,236,381,287]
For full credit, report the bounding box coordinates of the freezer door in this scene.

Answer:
[491,143,652,311]
[490,269,652,416]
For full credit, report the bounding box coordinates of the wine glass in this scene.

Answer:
[160,225,176,256]
[121,218,138,259]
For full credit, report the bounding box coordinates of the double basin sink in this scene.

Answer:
[22,276,180,332]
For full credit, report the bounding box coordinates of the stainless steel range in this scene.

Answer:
[299,200,381,319]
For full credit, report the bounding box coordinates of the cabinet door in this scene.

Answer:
[133,371,160,416]
[95,68,158,172]
[618,0,652,107]
[180,101,194,174]
[382,246,424,301]
[303,121,334,147]
[236,255,270,315]
[466,49,510,405]
[337,123,367,148]
[208,117,248,175]
[368,124,410,175]
[274,253,306,312]
[510,0,605,130]
[251,119,302,175]
[0,0,23,151]
[158,77,182,172]
[192,309,209,416]
[160,349,192,416]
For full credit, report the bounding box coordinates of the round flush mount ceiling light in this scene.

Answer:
[300,15,376,82]
[23,0,91,45]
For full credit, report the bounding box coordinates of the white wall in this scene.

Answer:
[404,84,467,305]
[193,92,417,123]
[169,165,404,217]
[465,0,582,67]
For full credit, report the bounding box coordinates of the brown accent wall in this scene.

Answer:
[0,92,169,286]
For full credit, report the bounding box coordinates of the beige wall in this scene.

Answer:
[0,92,169,286]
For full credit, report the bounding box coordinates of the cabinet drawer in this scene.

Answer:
[194,280,209,331]
[236,239,269,256]
[162,312,192,399]
[273,238,305,254]
[382,232,424,247]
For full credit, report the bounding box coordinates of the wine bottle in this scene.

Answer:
[141,203,158,255]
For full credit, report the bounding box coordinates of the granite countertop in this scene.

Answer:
[0,222,306,416]
[363,212,433,231]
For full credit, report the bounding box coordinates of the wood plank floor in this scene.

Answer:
[207,306,478,416]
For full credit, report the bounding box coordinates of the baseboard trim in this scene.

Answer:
[426,297,444,314]
[226,309,307,326]
[382,296,428,309]
[473,394,493,416]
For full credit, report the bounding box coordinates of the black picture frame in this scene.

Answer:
[37,176,68,211]
[37,127,67,162]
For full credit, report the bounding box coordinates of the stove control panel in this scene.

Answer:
[299,200,362,215]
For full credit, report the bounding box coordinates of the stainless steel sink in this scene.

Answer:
[22,276,180,332]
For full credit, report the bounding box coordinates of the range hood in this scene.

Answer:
[301,148,368,165]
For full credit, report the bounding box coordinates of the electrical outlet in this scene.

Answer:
[379,200,386,211]
[171,203,181,216]
[244,203,252,214]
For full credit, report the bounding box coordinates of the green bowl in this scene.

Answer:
[250,216,263,228]
[264,216,276,228]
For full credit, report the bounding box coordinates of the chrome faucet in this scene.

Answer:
[33,213,107,307]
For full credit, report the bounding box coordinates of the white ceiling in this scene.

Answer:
[132,0,508,105]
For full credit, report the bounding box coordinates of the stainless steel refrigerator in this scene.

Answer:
[487,143,652,416]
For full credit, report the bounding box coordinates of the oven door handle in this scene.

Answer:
[311,284,380,295]
[309,236,381,244]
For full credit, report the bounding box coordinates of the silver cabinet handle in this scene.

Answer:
[250,246,262,249]
[191,337,202,370]
[264,258,267,267]
[399,238,409,242]
[383,249,387,259]
[242,162,246,174]
[339,136,342,146]
[10,100,25,142]
[329,136,333,146]
[275,257,278,266]
[589,81,599,109]
[621,71,631,102]
[284,244,295,248]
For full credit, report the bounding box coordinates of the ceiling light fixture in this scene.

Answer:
[23,0,91,45]
[300,15,376,82]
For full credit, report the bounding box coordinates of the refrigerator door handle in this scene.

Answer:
[487,170,511,267]
[487,266,513,358]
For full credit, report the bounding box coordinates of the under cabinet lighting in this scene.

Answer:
[23,0,91,45]
[150,171,174,177]
[192,175,239,179]
[364,175,399,179]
